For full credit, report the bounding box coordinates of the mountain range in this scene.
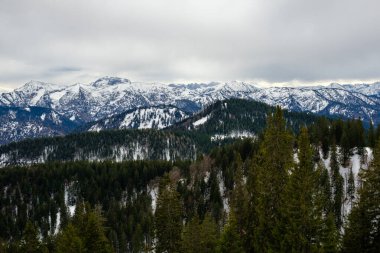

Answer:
[0,99,321,167]
[0,76,379,144]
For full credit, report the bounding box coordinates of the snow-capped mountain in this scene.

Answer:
[0,77,260,123]
[1,77,379,125]
[1,77,380,145]
[0,106,78,145]
[252,86,380,123]
[84,105,191,132]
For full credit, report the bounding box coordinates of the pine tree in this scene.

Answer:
[318,163,333,214]
[340,128,351,167]
[282,128,322,252]
[70,203,113,253]
[155,177,183,253]
[181,214,218,253]
[230,152,248,239]
[330,141,344,229]
[347,167,355,209]
[253,107,294,252]
[368,122,376,149]
[218,212,244,253]
[19,221,43,253]
[55,223,84,253]
[81,207,113,253]
[321,213,340,253]
[343,137,380,252]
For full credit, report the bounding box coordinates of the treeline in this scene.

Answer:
[308,117,380,162]
[1,108,380,252]
[153,108,380,252]
[0,130,199,166]
[171,99,322,135]
[0,160,190,252]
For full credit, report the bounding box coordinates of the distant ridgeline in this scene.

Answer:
[170,99,322,136]
[0,99,335,167]
[0,130,200,167]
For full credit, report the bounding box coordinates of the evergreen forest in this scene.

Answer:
[1,106,380,252]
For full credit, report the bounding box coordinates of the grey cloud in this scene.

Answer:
[0,0,379,88]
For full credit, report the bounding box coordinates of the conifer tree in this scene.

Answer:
[81,207,113,253]
[70,203,113,253]
[155,176,183,253]
[253,107,293,252]
[343,137,380,252]
[181,214,218,253]
[218,212,244,253]
[282,128,322,252]
[19,221,44,253]
[318,163,333,214]
[347,167,355,209]
[55,223,84,253]
[330,141,344,229]
[340,128,351,166]
[230,152,248,239]
[321,213,340,253]
[368,122,376,148]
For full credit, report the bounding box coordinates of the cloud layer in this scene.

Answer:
[1,0,379,88]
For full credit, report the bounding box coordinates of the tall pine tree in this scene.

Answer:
[253,107,294,252]
[343,137,380,252]
[155,176,183,253]
[282,128,322,252]
[330,141,344,229]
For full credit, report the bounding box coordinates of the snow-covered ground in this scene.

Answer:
[320,147,373,223]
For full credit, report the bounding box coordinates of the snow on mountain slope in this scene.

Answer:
[0,106,78,145]
[85,105,191,132]
[0,77,261,123]
[249,86,380,123]
[1,77,380,144]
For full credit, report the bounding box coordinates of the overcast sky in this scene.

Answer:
[0,0,379,89]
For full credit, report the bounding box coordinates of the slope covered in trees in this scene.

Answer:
[0,106,379,252]
[2,98,369,167]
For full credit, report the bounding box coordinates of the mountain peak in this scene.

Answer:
[15,80,54,93]
[92,76,131,87]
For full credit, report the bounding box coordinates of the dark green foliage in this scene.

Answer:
[0,129,199,166]
[181,214,218,253]
[368,122,376,148]
[0,101,376,253]
[347,167,355,209]
[19,221,46,253]
[343,138,380,252]
[55,223,84,253]
[252,107,294,252]
[172,99,321,136]
[330,141,344,229]
[0,160,187,252]
[282,128,323,252]
[155,176,183,253]
[321,213,340,253]
[218,212,244,253]
[340,127,351,166]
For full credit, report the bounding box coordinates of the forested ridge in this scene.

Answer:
[0,99,350,167]
[0,107,380,252]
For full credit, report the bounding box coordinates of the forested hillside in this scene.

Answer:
[0,130,202,167]
[171,99,321,137]
[0,107,379,252]
[0,99,337,167]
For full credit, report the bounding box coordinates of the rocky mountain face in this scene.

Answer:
[84,105,191,132]
[0,99,325,167]
[0,77,379,144]
[0,106,78,145]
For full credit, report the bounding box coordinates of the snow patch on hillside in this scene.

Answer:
[193,115,210,126]
[211,131,255,141]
